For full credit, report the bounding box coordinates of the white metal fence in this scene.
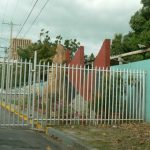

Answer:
[0,59,32,127]
[0,56,146,128]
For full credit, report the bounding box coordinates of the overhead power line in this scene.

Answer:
[16,0,39,38]
[3,21,20,58]
[23,0,50,38]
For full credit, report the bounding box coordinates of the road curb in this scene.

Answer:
[0,102,42,128]
[0,102,28,121]
[46,127,91,150]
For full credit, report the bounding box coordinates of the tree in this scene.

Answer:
[111,0,150,61]
[55,35,80,58]
[18,30,56,63]
[89,53,95,61]
[64,39,80,58]
[141,0,150,7]
[129,11,146,33]
[84,53,95,62]
[18,29,80,63]
[111,34,123,55]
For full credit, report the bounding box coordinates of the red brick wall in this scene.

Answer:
[66,39,111,101]
[94,39,110,69]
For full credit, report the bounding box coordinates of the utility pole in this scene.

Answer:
[2,21,20,59]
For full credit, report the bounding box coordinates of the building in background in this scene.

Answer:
[10,38,32,59]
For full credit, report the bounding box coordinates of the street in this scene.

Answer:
[0,106,63,150]
[0,128,62,150]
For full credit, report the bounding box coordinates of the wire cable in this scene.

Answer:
[23,0,50,38]
[16,0,39,38]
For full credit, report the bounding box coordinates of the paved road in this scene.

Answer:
[0,128,62,150]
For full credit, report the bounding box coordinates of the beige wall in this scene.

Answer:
[11,38,32,59]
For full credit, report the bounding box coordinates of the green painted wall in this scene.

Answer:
[111,59,150,122]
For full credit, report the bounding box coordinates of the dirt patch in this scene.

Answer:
[55,123,150,150]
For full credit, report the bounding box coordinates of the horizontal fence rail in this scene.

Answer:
[0,58,146,128]
[0,60,32,127]
[32,63,146,127]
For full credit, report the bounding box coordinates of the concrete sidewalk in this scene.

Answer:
[46,127,91,150]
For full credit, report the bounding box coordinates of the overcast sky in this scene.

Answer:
[0,0,142,56]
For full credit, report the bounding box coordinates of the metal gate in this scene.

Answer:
[0,53,146,128]
[0,58,33,127]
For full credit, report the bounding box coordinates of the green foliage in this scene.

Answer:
[111,0,150,62]
[141,0,150,7]
[111,34,124,55]
[84,53,95,62]
[64,39,80,58]
[141,7,150,20]
[122,33,139,52]
[17,29,80,63]
[54,35,80,58]
[89,53,95,60]
[18,30,57,63]
[130,11,146,33]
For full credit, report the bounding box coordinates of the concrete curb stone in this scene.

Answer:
[46,127,92,150]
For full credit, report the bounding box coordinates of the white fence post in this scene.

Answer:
[0,57,147,127]
[32,51,37,128]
